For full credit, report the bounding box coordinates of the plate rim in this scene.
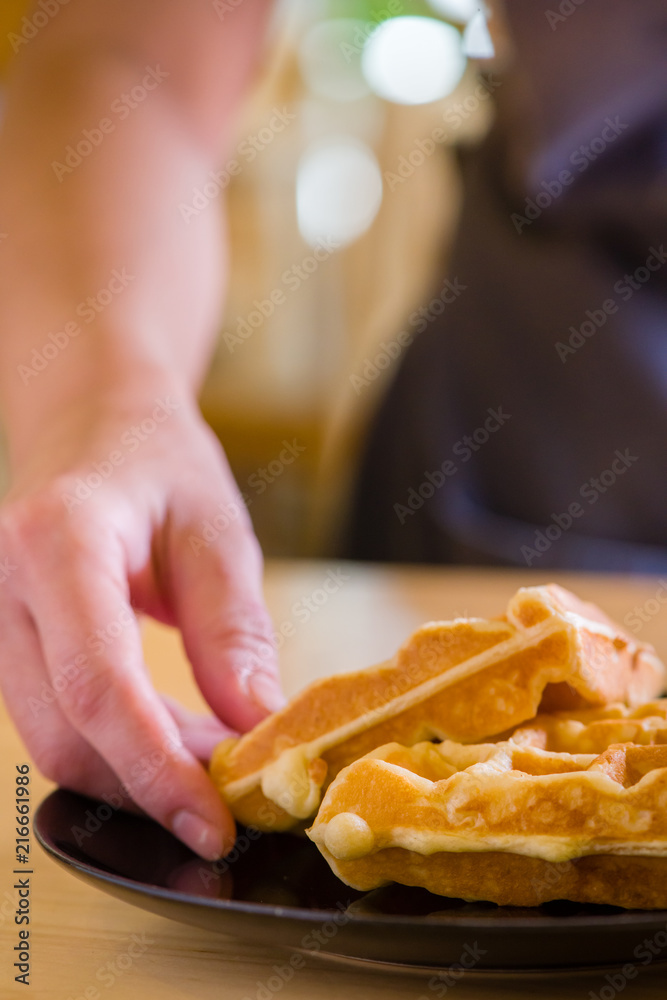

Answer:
[294,948,667,978]
[34,790,667,935]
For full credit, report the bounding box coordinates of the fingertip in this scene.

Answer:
[171,810,224,860]
[193,640,285,733]
[248,671,287,716]
[170,800,236,860]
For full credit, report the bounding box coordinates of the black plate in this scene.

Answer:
[35,790,667,973]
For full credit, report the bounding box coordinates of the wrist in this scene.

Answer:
[3,359,200,480]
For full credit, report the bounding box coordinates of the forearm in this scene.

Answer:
[0,0,272,467]
[0,2,283,861]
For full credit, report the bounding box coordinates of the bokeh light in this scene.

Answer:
[296,138,383,248]
[427,0,480,22]
[298,19,371,103]
[463,11,495,58]
[361,16,466,106]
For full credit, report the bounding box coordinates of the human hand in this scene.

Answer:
[0,386,284,860]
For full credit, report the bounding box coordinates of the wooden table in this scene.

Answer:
[3,561,667,999]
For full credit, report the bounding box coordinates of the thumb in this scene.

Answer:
[168,502,286,733]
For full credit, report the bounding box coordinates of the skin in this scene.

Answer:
[0,0,283,860]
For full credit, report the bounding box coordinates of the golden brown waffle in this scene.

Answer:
[307,708,667,908]
[210,585,664,831]
[508,699,667,753]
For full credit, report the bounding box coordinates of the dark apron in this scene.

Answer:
[345,0,667,571]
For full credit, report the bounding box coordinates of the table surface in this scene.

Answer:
[3,560,667,999]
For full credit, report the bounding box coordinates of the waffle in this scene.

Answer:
[307,702,667,908]
[210,585,663,831]
[508,699,667,753]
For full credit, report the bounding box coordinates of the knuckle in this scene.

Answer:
[1,483,94,551]
[32,741,80,788]
[205,599,275,650]
[59,664,114,730]
[126,749,173,801]
[3,485,66,535]
[122,735,184,806]
[204,523,265,586]
[0,500,38,554]
[1,486,118,593]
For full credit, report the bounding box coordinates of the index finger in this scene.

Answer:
[20,519,233,860]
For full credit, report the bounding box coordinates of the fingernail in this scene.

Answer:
[249,672,287,714]
[171,809,224,860]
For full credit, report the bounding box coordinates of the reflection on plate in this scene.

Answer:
[35,790,667,973]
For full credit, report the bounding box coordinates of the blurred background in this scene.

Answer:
[0,0,504,555]
[200,0,504,557]
[4,1,663,574]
